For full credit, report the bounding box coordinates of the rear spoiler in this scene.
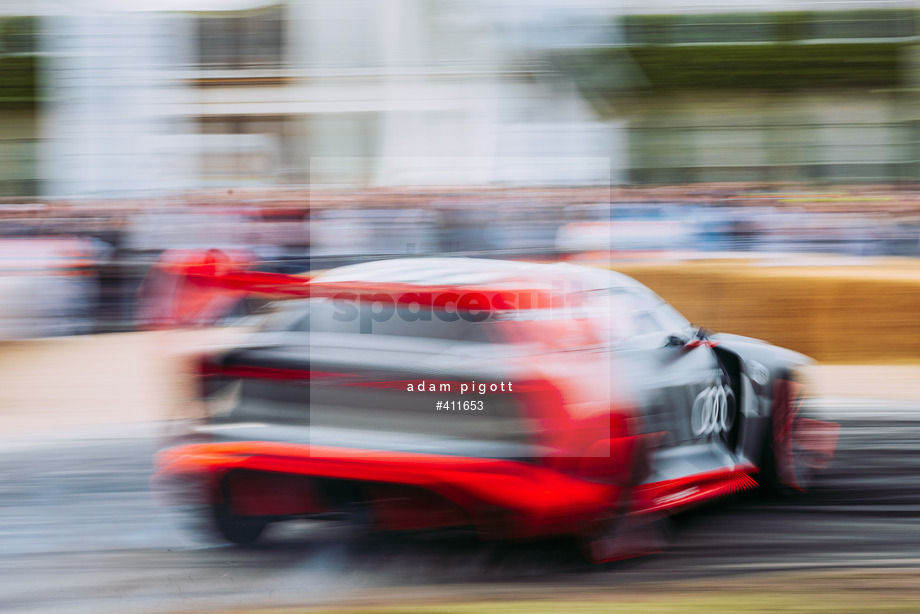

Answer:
[136,248,570,330]
[135,249,306,329]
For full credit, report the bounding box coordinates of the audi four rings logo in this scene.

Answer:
[691,384,735,437]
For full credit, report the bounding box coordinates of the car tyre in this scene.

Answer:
[578,436,666,565]
[760,375,820,496]
[212,502,269,546]
[579,505,668,565]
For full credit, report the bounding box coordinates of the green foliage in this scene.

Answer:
[551,42,908,99]
[0,17,36,54]
[0,55,37,108]
[551,8,919,103]
[0,17,37,109]
[621,9,918,45]
[631,42,904,90]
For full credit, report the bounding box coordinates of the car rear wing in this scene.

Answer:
[136,248,566,330]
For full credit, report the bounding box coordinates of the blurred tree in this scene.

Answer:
[550,10,916,101]
[0,17,37,109]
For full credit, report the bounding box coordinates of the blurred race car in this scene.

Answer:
[151,255,838,563]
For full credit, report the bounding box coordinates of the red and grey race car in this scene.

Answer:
[151,255,838,563]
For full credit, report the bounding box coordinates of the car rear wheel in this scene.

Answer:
[579,503,668,565]
[212,502,269,546]
[577,435,667,564]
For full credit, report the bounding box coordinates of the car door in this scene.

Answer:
[604,286,736,476]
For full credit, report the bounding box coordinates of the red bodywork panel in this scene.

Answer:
[154,440,760,539]
[155,441,620,538]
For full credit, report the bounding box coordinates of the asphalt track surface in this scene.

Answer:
[1,399,919,614]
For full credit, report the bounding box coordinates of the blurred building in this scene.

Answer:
[1,1,919,196]
[4,0,620,198]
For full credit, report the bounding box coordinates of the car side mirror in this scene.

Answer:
[665,334,704,350]
[665,334,688,348]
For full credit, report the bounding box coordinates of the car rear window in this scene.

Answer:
[261,298,495,342]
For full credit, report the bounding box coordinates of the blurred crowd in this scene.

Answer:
[2,184,920,339]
